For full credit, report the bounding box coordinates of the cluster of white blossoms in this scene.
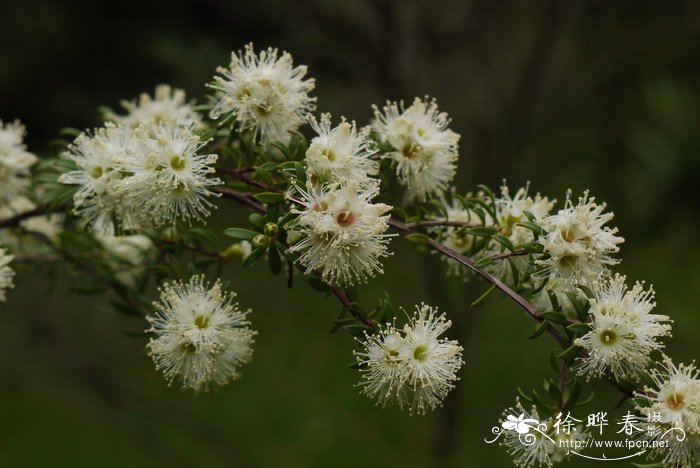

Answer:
[0,248,15,303]
[355,304,464,415]
[60,119,220,235]
[105,84,203,130]
[290,111,394,287]
[373,97,460,202]
[0,120,38,205]
[208,43,316,146]
[486,183,554,285]
[535,191,624,286]
[291,180,392,286]
[574,273,672,381]
[498,399,588,467]
[305,113,378,187]
[634,356,700,467]
[146,275,256,391]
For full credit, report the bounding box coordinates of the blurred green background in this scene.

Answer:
[2,1,700,466]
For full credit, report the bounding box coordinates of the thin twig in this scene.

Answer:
[404,220,480,229]
[0,208,49,229]
[213,186,266,214]
[388,219,563,345]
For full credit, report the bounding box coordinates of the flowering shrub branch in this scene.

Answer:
[0,43,697,466]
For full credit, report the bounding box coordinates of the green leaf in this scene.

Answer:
[574,391,595,407]
[566,323,591,333]
[563,379,581,411]
[565,291,589,322]
[517,221,544,236]
[242,248,266,268]
[471,284,496,306]
[248,213,265,230]
[307,276,330,292]
[529,320,549,339]
[546,289,561,312]
[223,228,258,240]
[491,234,515,251]
[253,166,275,186]
[474,256,493,268]
[542,311,568,325]
[557,344,582,360]
[404,233,431,244]
[466,227,497,238]
[268,244,281,275]
[254,192,286,204]
[517,387,533,403]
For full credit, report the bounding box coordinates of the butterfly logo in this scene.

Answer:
[502,414,539,434]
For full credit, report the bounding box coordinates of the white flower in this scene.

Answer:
[105,84,202,130]
[0,120,38,204]
[535,191,624,285]
[495,182,554,247]
[500,401,553,467]
[208,43,316,145]
[372,97,460,202]
[355,304,464,415]
[116,123,221,228]
[484,183,554,286]
[305,113,378,187]
[146,275,256,391]
[290,180,393,286]
[0,248,14,303]
[637,356,700,428]
[574,274,671,381]
[499,399,588,467]
[97,234,156,287]
[634,357,700,467]
[59,123,140,235]
[59,122,220,234]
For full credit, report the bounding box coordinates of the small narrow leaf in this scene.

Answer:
[223,228,259,240]
[254,192,286,204]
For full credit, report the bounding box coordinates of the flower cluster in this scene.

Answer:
[291,180,393,286]
[373,97,460,202]
[209,43,316,145]
[105,84,202,130]
[59,121,220,235]
[0,248,14,303]
[305,113,378,187]
[486,183,555,285]
[574,274,672,381]
[536,191,624,286]
[499,399,588,467]
[0,120,38,205]
[355,304,464,415]
[634,356,700,467]
[146,275,256,391]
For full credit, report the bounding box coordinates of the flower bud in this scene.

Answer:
[252,234,270,249]
[263,222,279,238]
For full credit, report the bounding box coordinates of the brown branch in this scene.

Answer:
[490,249,529,261]
[404,220,481,229]
[215,166,273,191]
[213,186,265,214]
[215,164,561,342]
[388,218,563,345]
[0,208,50,229]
